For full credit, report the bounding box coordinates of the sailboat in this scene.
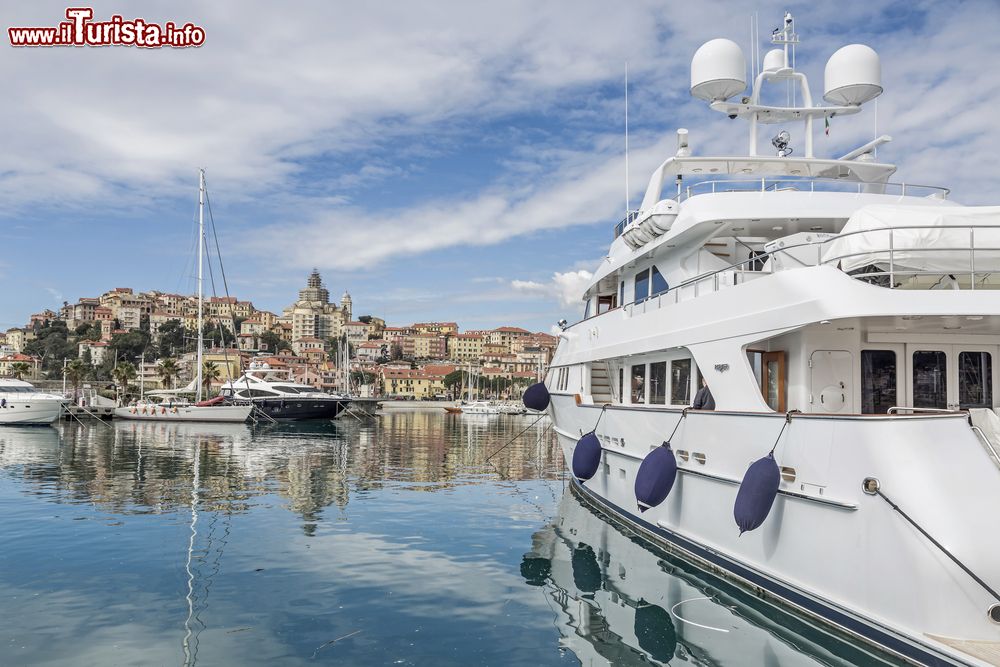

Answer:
[114,170,253,424]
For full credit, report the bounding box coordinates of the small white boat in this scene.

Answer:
[0,379,66,425]
[462,400,501,415]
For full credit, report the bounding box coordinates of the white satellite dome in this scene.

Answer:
[762,48,786,72]
[824,44,882,105]
[691,39,746,102]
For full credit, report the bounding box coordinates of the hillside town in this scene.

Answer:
[0,270,556,400]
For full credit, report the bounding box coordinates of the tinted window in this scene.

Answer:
[912,351,947,409]
[861,350,896,414]
[649,362,666,404]
[959,351,992,408]
[671,359,692,405]
[651,267,668,296]
[631,364,646,404]
[634,270,650,303]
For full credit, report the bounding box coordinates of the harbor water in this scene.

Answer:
[0,412,900,665]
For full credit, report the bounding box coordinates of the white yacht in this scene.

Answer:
[526,14,1000,667]
[219,363,348,421]
[0,379,66,425]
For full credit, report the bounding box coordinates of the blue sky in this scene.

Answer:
[2,0,999,332]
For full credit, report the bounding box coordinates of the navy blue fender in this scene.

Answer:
[572,432,602,480]
[634,442,677,512]
[733,453,781,534]
[522,382,550,412]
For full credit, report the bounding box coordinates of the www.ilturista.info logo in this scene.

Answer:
[8,8,205,48]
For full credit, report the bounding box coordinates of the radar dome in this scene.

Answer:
[691,39,746,102]
[824,44,882,105]
[762,48,786,72]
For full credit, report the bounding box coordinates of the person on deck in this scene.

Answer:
[692,377,715,410]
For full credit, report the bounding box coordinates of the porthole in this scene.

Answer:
[780,466,797,482]
[989,604,1000,624]
[693,452,707,465]
[676,449,690,462]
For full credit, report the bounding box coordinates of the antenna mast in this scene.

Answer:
[624,61,630,219]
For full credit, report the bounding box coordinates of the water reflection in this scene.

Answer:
[522,488,906,666]
[0,414,560,524]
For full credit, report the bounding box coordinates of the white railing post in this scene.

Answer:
[889,229,895,287]
[970,227,976,291]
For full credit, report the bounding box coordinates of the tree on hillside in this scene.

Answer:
[201,361,221,396]
[157,320,189,356]
[65,359,87,401]
[109,330,151,365]
[157,358,179,390]
[112,362,136,402]
[261,331,290,352]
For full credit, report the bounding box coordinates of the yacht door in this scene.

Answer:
[809,350,853,413]
[953,346,996,409]
[906,345,950,410]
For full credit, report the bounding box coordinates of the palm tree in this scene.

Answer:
[112,362,136,403]
[201,361,221,397]
[65,359,87,401]
[157,358,179,390]
[9,362,30,380]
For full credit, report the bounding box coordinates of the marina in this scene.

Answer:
[3,4,1000,666]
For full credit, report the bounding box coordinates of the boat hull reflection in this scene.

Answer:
[522,484,905,666]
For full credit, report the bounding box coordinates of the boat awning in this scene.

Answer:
[822,205,1000,273]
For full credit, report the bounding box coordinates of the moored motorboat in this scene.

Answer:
[531,14,1000,666]
[0,379,66,425]
[219,363,348,421]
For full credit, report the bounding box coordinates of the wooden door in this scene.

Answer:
[762,351,786,412]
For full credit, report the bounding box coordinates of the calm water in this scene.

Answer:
[0,412,897,666]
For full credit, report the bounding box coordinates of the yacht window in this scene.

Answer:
[861,350,897,414]
[649,362,667,404]
[912,351,947,409]
[272,385,304,394]
[959,351,992,409]
[619,281,625,306]
[631,364,646,404]
[671,360,692,405]
[249,389,281,398]
[618,367,624,404]
[597,294,616,314]
[651,267,669,296]
[584,299,592,320]
[634,270,650,303]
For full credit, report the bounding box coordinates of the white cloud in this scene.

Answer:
[512,269,593,307]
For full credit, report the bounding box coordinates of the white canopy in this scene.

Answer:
[822,205,1000,273]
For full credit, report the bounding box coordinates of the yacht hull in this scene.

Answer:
[114,404,252,423]
[0,399,64,425]
[252,397,347,421]
[550,395,1000,667]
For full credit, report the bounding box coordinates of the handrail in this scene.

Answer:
[612,175,949,238]
[887,406,961,414]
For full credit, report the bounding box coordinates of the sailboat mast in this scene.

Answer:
[196,169,205,403]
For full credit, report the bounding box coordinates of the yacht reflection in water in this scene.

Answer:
[523,488,905,667]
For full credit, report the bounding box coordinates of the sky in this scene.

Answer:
[2,0,999,333]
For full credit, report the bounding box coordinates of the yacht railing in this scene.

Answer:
[679,177,949,202]
[612,176,950,239]
[598,222,1000,321]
